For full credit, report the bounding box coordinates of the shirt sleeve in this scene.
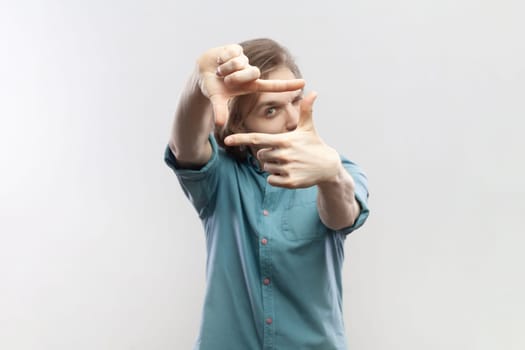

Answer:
[335,156,370,235]
[164,134,220,219]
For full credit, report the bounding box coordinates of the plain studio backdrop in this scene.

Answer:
[1,0,524,349]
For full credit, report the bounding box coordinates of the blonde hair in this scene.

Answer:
[214,38,302,160]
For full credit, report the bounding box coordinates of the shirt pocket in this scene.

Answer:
[282,195,329,241]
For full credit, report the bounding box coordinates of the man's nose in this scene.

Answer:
[285,104,300,131]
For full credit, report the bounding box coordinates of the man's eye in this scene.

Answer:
[265,107,277,117]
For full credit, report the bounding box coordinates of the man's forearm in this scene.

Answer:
[317,164,360,231]
[169,71,214,167]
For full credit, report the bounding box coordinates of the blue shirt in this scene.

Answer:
[164,135,369,350]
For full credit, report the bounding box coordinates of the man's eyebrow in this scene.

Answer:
[254,100,283,110]
[254,92,303,112]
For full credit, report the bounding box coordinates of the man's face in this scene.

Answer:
[241,66,303,135]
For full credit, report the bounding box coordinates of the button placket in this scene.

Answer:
[260,182,276,349]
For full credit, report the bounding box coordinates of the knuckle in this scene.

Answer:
[226,44,243,57]
[277,152,290,162]
[252,66,261,77]
[231,57,246,70]
[279,139,291,148]
[245,65,260,80]
[223,75,237,86]
[225,72,247,86]
[233,44,243,54]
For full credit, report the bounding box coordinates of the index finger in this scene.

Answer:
[254,78,305,93]
[224,132,287,148]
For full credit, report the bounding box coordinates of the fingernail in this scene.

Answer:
[216,66,222,76]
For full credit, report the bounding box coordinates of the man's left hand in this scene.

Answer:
[224,92,343,189]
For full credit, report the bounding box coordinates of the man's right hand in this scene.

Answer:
[196,44,306,126]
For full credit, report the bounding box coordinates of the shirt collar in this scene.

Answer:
[246,152,265,174]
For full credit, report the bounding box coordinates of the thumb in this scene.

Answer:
[210,95,229,126]
[297,91,318,130]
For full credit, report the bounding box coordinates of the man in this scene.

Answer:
[165,38,369,350]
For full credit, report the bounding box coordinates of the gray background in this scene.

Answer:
[1,0,524,349]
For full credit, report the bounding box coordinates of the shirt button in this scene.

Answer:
[263,278,270,285]
[261,238,268,245]
[262,209,269,216]
[265,318,273,325]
